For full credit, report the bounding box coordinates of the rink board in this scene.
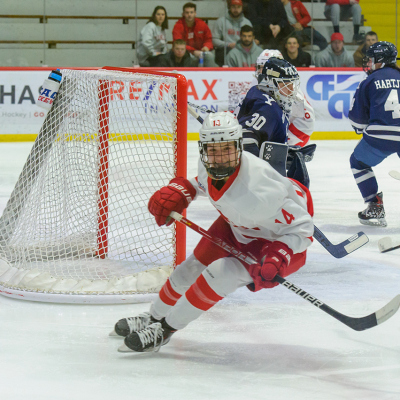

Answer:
[0,67,365,140]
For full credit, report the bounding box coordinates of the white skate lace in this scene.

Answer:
[126,312,151,333]
[137,323,164,352]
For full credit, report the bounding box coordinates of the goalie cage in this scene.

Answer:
[0,67,188,304]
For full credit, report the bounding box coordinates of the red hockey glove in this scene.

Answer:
[247,242,293,292]
[148,177,196,226]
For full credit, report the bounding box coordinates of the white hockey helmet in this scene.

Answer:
[257,57,300,113]
[255,49,284,78]
[198,112,242,180]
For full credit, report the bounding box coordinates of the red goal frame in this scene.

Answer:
[98,67,188,266]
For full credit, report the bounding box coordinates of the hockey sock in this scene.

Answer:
[165,274,224,330]
[150,278,183,320]
[350,153,378,202]
[186,274,224,311]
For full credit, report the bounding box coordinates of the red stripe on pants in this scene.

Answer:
[159,279,182,306]
[185,274,223,311]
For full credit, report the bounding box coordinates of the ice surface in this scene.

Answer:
[0,141,400,400]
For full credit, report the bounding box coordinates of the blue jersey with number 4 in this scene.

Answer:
[237,86,288,149]
[348,67,400,150]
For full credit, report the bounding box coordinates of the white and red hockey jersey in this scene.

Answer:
[189,151,314,254]
[234,78,315,147]
[288,89,314,147]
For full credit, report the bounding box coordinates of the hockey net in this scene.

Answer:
[0,67,188,303]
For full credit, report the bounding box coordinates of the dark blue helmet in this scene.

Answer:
[363,41,398,74]
[257,57,300,113]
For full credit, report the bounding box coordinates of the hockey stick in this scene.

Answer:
[378,236,400,253]
[313,226,368,259]
[389,170,400,180]
[187,103,369,258]
[188,101,212,115]
[187,103,206,124]
[170,211,400,331]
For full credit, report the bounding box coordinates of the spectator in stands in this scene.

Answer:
[158,39,199,67]
[137,6,169,67]
[324,0,364,44]
[315,32,355,67]
[280,0,328,50]
[212,0,253,66]
[172,2,218,67]
[226,25,263,67]
[245,0,294,50]
[353,31,378,67]
[282,35,311,67]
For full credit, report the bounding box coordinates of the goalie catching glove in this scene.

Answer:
[247,242,293,292]
[148,177,196,226]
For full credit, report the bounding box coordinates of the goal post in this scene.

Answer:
[0,67,188,303]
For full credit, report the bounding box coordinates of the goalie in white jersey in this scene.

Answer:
[112,112,314,353]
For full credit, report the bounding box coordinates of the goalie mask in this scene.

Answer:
[257,57,300,114]
[199,112,243,180]
[363,41,398,75]
[255,49,283,79]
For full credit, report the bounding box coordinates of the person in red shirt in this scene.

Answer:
[324,0,364,44]
[281,0,327,50]
[172,2,218,67]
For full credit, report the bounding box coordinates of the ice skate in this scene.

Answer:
[358,192,387,227]
[118,320,176,353]
[110,312,157,337]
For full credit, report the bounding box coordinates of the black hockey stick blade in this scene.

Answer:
[389,170,400,180]
[313,225,369,258]
[378,236,400,253]
[274,275,400,331]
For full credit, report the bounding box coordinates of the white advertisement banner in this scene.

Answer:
[0,68,366,137]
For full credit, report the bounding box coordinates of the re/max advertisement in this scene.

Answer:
[0,68,366,138]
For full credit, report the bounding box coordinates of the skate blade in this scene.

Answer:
[118,343,135,353]
[359,218,387,227]
[109,329,120,337]
[117,337,171,353]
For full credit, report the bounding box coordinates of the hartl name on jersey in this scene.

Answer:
[374,79,400,90]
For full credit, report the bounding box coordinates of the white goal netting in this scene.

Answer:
[0,68,187,303]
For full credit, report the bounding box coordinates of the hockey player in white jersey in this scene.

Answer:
[234,49,315,147]
[112,112,314,353]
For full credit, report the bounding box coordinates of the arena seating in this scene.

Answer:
[0,0,369,67]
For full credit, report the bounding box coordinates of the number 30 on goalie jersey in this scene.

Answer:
[237,86,288,154]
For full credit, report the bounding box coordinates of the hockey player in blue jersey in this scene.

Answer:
[348,41,400,227]
[237,57,296,155]
[236,57,315,187]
